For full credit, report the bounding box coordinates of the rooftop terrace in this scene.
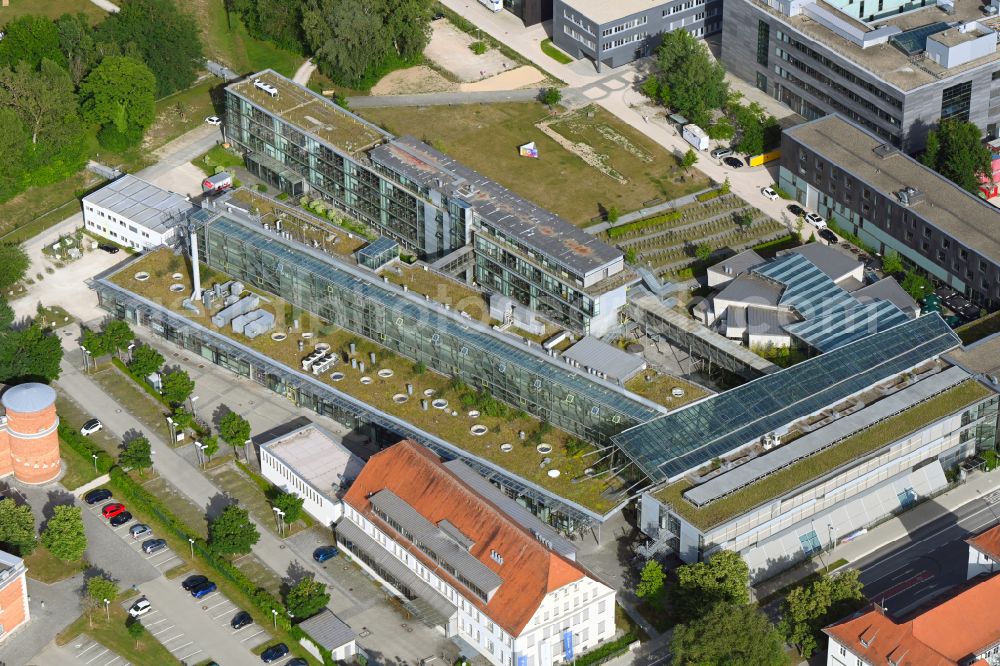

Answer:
[654,378,992,530]
[785,115,1000,263]
[226,70,388,155]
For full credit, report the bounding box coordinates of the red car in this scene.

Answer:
[102,503,126,519]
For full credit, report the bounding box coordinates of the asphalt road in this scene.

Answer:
[855,492,1000,620]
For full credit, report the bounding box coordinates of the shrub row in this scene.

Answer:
[111,358,169,409]
[695,189,725,203]
[59,423,115,474]
[606,211,682,239]
[575,633,638,666]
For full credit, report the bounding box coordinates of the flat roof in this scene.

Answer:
[785,115,1000,263]
[261,422,364,500]
[854,277,920,317]
[83,175,192,234]
[297,609,355,650]
[226,70,389,155]
[562,336,646,383]
[684,364,970,505]
[561,0,663,23]
[929,24,989,47]
[612,313,961,482]
[784,243,861,283]
[369,136,623,278]
[708,249,765,279]
[765,0,1000,91]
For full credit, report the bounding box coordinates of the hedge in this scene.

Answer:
[695,189,725,203]
[606,211,682,239]
[59,423,115,474]
[575,633,638,666]
[111,358,169,409]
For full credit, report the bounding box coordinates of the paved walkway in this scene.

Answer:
[87,0,119,12]
[347,87,542,108]
[292,59,316,86]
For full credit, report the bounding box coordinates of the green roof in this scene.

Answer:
[653,379,992,531]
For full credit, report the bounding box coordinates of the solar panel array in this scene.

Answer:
[611,314,960,482]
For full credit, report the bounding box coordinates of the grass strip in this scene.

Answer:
[540,38,573,64]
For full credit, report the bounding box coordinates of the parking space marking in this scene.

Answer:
[160,633,185,644]
[150,624,175,636]
[168,640,194,652]
[197,591,220,602]
[205,599,231,612]
[85,648,109,664]
[177,648,203,661]
[240,627,265,642]
[77,642,101,656]
[101,655,121,666]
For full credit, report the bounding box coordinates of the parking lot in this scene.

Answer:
[70,639,133,666]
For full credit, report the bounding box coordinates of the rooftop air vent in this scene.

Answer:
[895,186,924,206]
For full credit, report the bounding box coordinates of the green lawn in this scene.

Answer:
[60,440,101,491]
[141,477,209,539]
[656,380,992,530]
[0,0,107,23]
[185,0,302,77]
[56,393,121,457]
[24,546,86,583]
[57,605,181,665]
[0,171,104,242]
[359,103,708,224]
[207,463,309,537]
[91,365,171,443]
[541,38,573,64]
[192,145,245,177]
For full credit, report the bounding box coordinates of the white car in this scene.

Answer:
[205,116,222,126]
[805,212,828,229]
[761,187,779,201]
[81,418,103,436]
[128,598,152,618]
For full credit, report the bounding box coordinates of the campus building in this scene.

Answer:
[552,0,722,69]
[628,314,1000,581]
[966,522,1000,578]
[222,71,630,336]
[721,0,1000,150]
[0,383,62,485]
[82,175,192,251]
[779,114,1000,310]
[338,440,617,666]
[0,550,29,643]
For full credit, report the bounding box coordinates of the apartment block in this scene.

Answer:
[553,0,721,69]
[779,114,1000,309]
[722,0,1000,150]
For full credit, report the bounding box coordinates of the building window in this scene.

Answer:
[941,81,972,122]
[756,20,769,67]
[756,72,768,93]
[897,488,917,509]
[799,530,821,555]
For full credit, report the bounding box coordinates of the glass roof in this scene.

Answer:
[206,215,660,423]
[890,22,949,55]
[612,314,960,481]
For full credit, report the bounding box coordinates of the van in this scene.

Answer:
[479,0,502,11]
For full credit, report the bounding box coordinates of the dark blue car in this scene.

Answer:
[312,546,338,563]
[260,643,289,663]
[190,581,217,599]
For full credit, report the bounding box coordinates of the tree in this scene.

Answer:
[901,271,934,301]
[635,559,665,601]
[0,59,80,147]
[285,576,330,619]
[208,504,259,555]
[922,119,991,193]
[607,206,621,223]
[119,436,153,474]
[0,299,13,330]
[230,0,307,52]
[882,249,904,275]
[102,320,135,360]
[41,505,87,561]
[539,87,562,106]
[81,328,110,357]
[681,148,698,170]
[161,369,195,406]
[0,324,64,383]
[671,550,749,622]
[80,56,157,149]
[126,618,145,647]
[129,345,164,379]
[202,434,220,461]
[219,411,251,451]
[779,570,864,658]
[0,498,36,556]
[671,603,790,666]
[97,0,203,97]
[56,12,98,85]
[0,15,67,69]
[88,575,120,604]
[645,29,728,126]
[271,491,304,524]
[695,242,713,263]
[0,109,29,202]
[0,244,29,290]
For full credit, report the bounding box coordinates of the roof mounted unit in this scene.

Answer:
[895,186,924,206]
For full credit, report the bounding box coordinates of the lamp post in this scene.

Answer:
[273,507,285,537]
[103,598,110,621]
[828,524,837,551]
[271,608,278,628]
[166,416,175,445]
[127,343,135,363]
[196,442,208,468]
[92,454,99,474]
[81,347,92,372]
[188,537,195,559]
[243,438,252,464]
[189,395,200,418]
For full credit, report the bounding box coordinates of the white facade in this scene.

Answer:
[82,175,191,251]
[261,448,342,526]
[589,284,628,338]
[338,506,616,666]
[968,543,997,579]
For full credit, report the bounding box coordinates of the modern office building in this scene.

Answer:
[82,175,192,251]
[0,550,29,643]
[223,71,631,336]
[503,0,553,26]
[552,0,722,69]
[338,440,617,666]
[721,0,1000,150]
[0,383,62,485]
[628,314,1000,581]
[779,114,1000,309]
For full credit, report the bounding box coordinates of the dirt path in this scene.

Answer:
[293,59,316,86]
[458,65,544,92]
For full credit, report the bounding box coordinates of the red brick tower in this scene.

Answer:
[1,383,61,485]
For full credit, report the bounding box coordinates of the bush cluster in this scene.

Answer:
[59,423,115,474]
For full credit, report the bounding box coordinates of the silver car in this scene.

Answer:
[710,147,733,159]
[129,523,152,540]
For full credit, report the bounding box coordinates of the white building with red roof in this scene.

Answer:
[966,522,1000,580]
[337,440,617,665]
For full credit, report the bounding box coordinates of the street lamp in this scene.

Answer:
[127,343,135,363]
[92,454,99,474]
[271,608,278,628]
[196,442,208,468]
[828,524,837,551]
[188,537,195,558]
[81,346,92,372]
[189,395,200,417]
[166,416,175,444]
[273,507,285,537]
[103,598,110,621]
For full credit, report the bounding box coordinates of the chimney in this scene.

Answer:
[190,226,202,301]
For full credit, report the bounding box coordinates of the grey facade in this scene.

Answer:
[780,115,1000,309]
[503,0,552,25]
[721,0,1000,150]
[553,0,721,69]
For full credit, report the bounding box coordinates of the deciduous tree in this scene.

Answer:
[219,411,251,451]
[0,324,64,383]
[0,15,66,69]
[126,618,145,647]
[208,504,259,555]
[882,249,904,275]
[271,491,304,524]
[161,369,195,406]
[644,29,728,126]
[286,576,330,619]
[0,244,29,290]
[41,505,87,561]
[921,119,991,193]
[671,550,749,622]
[0,498,36,556]
[779,570,864,658]
[119,436,153,474]
[56,12,98,84]
[635,559,665,601]
[80,56,156,149]
[129,345,164,379]
[671,603,789,666]
[101,320,135,360]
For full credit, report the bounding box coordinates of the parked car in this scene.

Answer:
[81,418,103,435]
[723,156,743,169]
[710,147,732,159]
[84,489,112,505]
[102,503,126,519]
[760,187,779,201]
[97,244,119,254]
[142,538,167,554]
[787,203,805,217]
[818,229,838,244]
[128,598,151,618]
[231,610,253,630]
[805,212,827,229]
[190,581,217,599]
[181,575,208,591]
[109,511,132,527]
[129,524,152,540]
[205,115,222,126]
[286,659,308,666]
[260,643,289,663]
[312,546,338,563]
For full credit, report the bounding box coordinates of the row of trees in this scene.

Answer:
[0,498,87,562]
[0,245,63,384]
[0,0,202,201]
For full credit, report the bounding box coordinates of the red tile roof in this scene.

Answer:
[967,522,1000,562]
[825,573,1000,665]
[342,440,596,636]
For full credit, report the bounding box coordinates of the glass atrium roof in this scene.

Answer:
[612,314,960,482]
